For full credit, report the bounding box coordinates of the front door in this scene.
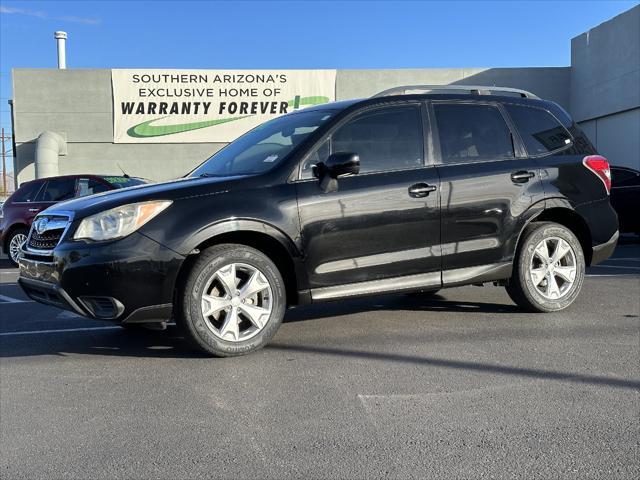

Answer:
[295,103,441,293]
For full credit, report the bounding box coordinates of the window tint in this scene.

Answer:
[434,104,514,163]
[77,178,110,197]
[40,178,76,202]
[332,106,423,174]
[301,105,423,178]
[11,181,43,202]
[505,104,572,155]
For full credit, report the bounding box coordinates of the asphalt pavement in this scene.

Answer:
[1,242,639,479]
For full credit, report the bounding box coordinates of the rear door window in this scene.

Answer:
[505,104,572,156]
[433,103,515,163]
[11,181,44,202]
[40,178,77,202]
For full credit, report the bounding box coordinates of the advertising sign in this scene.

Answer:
[112,69,337,143]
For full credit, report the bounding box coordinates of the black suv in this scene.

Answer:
[18,86,618,357]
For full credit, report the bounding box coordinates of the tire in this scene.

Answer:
[177,244,286,357]
[506,222,585,313]
[6,228,28,267]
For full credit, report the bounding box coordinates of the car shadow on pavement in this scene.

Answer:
[2,323,638,391]
[266,342,640,390]
[284,293,521,323]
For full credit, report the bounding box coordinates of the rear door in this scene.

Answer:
[5,180,46,225]
[431,101,545,278]
[295,102,442,292]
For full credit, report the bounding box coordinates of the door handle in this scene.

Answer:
[511,171,535,183]
[28,208,40,213]
[408,183,437,198]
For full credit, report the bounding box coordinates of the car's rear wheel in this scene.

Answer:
[506,222,585,312]
[6,228,28,267]
[177,244,286,357]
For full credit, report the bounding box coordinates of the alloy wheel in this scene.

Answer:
[529,236,577,300]
[9,233,27,264]
[200,262,273,342]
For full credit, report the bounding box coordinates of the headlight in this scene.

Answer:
[73,200,172,241]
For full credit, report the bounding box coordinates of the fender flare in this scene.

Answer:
[507,197,578,262]
[180,218,301,259]
[511,197,591,261]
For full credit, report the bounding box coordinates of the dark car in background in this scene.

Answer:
[610,166,640,235]
[1,174,147,265]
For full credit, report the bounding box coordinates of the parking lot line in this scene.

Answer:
[0,326,122,336]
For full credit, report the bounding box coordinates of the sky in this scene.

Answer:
[0,0,638,174]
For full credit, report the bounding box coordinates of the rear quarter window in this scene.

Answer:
[505,104,572,156]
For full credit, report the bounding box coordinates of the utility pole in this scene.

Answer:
[1,128,7,196]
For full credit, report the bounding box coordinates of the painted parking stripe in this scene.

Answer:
[0,294,34,304]
[0,322,176,336]
[0,326,122,336]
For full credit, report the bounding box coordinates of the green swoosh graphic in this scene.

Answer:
[126,96,331,138]
[127,116,249,138]
[288,96,330,108]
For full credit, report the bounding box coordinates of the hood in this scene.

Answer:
[44,174,248,219]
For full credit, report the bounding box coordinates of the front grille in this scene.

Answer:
[28,229,65,250]
[26,214,70,252]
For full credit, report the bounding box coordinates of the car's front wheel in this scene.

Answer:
[177,244,286,357]
[6,228,28,267]
[506,222,585,312]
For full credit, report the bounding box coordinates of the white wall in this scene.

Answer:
[570,5,640,169]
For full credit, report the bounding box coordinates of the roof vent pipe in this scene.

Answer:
[54,31,67,69]
[35,131,66,179]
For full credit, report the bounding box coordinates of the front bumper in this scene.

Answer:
[18,232,184,323]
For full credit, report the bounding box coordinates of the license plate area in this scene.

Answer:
[18,257,60,284]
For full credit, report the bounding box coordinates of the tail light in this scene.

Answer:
[583,155,611,194]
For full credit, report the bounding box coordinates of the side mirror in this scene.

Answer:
[314,152,360,180]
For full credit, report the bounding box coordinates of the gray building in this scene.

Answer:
[10,5,639,186]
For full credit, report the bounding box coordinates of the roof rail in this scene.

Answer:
[372,84,539,99]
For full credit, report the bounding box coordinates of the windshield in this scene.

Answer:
[189,110,335,177]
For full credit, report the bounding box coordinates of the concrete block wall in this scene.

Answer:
[570,5,640,170]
